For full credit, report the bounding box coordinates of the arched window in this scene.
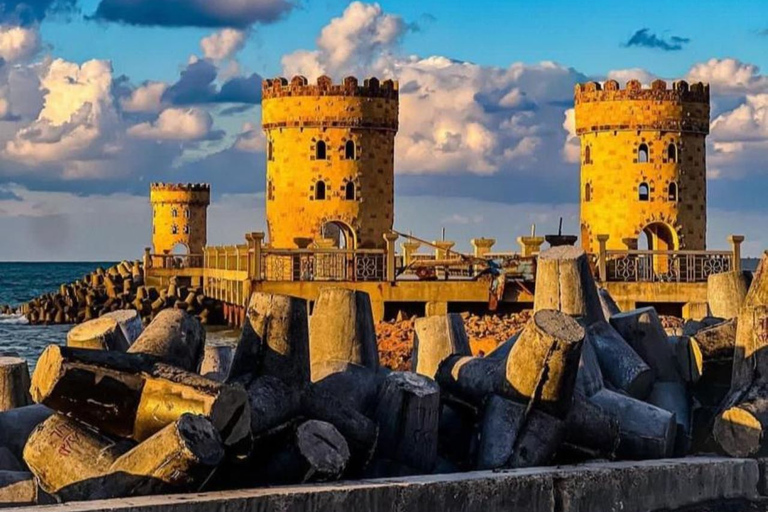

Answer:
[584,183,592,202]
[171,208,178,218]
[638,144,649,163]
[345,140,356,160]
[183,225,190,234]
[584,145,592,164]
[316,141,327,160]
[315,181,327,200]
[638,182,650,201]
[668,182,678,202]
[268,140,274,161]
[345,181,356,200]
[184,208,190,218]
[171,225,178,234]
[667,143,677,163]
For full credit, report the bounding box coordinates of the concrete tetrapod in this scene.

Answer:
[587,321,654,400]
[412,314,472,379]
[562,394,620,461]
[598,287,621,320]
[374,372,440,473]
[198,344,238,382]
[92,414,224,500]
[23,414,130,501]
[575,337,604,397]
[309,288,378,382]
[30,346,250,450]
[713,380,768,457]
[0,404,53,459]
[0,471,41,507]
[589,388,677,460]
[128,309,205,371]
[0,356,32,412]
[435,355,504,405]
[533,246,605,326]
[244,292,310,386]
[102,310,144,346]
[708,270,752,320]
[610,307,681,383]
[66,317,131,351]
[505,309,586,419]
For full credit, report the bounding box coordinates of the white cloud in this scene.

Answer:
[606,68,657,86]
[0,25,40,62]
[201,29,247,61]
[128,107,215,141]
[687,58,768,95]
[121,81,167,113]
[711,94,768,142]
[234,121,265,152]
[4,59,121,174]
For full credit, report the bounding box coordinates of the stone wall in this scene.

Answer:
[149,183,210,256]
[261,76,399,250]
[574,80,710,253]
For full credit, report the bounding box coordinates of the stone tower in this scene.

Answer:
[150,183,210,255]
[261,75,399,249]
[574,79,710,253]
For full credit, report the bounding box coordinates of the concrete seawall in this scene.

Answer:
[27,457,764,512]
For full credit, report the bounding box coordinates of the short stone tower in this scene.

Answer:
[149,183,210,256]
[261,75,399,249]
[574,79,710,253]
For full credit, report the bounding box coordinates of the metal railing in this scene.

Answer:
[149,253,203,269]
[604,250,734,283]
[261,249,386,282]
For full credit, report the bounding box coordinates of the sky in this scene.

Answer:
[0,0,766,260]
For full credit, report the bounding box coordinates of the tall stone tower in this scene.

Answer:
[261,75,399,249]
[574,79,710,253]
[150,183,210,255]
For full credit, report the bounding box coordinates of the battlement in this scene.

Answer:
[262,75,399,100]
[150,183,211,193]
[574,79,709,105]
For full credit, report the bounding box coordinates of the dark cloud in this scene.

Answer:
[0,0,77,24]
[161,60,262,106]
[91,0,293,28]
[219,104,255,116]
[622,28,690,51]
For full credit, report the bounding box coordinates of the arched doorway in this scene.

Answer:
[321,221,356,249]
[638,223,678,277]
[171,243,189,268]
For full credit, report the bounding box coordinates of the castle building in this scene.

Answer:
[261,75,399,250]
[149,183,210,256]
[574,79,710,254]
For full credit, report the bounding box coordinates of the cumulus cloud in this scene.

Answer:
[4,59,121,175]
[0,25,39,61]
[234,121,265,152]
[127,107,221,141]
[283,1,408,78]
[92,0,294,28]
[201,28,247,61]
[120,80,167,113]
[687,58,768,95]
[161,58,261,106]
[622,29,690,51]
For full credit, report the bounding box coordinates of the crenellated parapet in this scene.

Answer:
[574,79,710,136]
[150,183,211,206]
[262,75,398,100]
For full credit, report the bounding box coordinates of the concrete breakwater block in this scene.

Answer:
[26,457,761,512]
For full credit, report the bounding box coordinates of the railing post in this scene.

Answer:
[383,231,399,282]
[728,235,745,273]
[597,234,609,282]
[246,232,265,281]
[143,247,151,272]
[401,240,421,266]
[471,238,496,258]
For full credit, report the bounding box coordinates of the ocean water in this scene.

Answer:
[0,262,116,363]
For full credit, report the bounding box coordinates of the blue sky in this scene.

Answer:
[0,0,766,260]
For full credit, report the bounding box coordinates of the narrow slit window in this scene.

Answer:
[315,181,326,200]
[639,182,650,201]
[345,140,356,160]
[585,183,592,202]
[345,181,356,200]
[585,145,592,164]
[268,140,274,161]
[316,141,327,160]
[638,144,649,163]
[667,143,677,163]
[171,208,178,218]
[668,182,678,202]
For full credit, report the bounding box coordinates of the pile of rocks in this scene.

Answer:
[377,311,531,371]
[0,246,763,507]
[2,261,223,326]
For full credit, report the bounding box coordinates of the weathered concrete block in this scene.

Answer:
[67,316,131,351]
[128,309,205,371]
[102,309,144,346]
[412,314,472,379]
[0,404,53,459]
[708,270,752,320]
[0,355,32,411]
[0,470,39,508]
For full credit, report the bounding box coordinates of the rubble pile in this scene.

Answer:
[0,246,763,507]
[377,310,532,371]
[1,261,224,326]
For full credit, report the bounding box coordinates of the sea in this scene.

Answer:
[0,262,238,367]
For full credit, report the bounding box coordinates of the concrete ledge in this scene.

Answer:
[25,457,760,512]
